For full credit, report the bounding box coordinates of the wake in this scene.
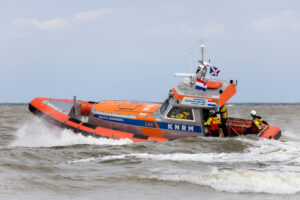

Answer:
[9,118,133,147]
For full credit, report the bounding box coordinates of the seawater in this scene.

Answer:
[0,104,300,200]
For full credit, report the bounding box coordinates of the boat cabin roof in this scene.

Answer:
[170,79,236,109]
[94,101,161,117]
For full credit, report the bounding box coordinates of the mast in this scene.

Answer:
[200,44,205,65]
[199,44,207,79]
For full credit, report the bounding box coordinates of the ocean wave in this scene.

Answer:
[67,155,127,164]
[67,138,300,168]
[140,170,300,194]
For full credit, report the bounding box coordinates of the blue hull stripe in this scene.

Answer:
[94,114,202,133]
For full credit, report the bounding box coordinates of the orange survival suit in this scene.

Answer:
[204,114,221,137]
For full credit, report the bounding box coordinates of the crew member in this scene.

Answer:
[204,110,221,137]
[219,104,228,137]
[171,110,190,119]
[177,111,189,119]
[245,110,268,134]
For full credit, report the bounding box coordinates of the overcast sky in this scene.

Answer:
[1,0,300,103]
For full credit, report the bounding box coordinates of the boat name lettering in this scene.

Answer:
[167,123,194,132]
[182,97,216,107]
[109,117,124,122]
[95,114,124,122]
[183,97,207,106]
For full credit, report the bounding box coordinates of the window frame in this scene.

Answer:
[160,99,170,115]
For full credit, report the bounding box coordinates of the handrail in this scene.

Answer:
[228,120,241,136]
[227,117,251,122]
[227,117,252,136]
[257,125,269,137]
[98,99,162,104]
[227,117,269,136]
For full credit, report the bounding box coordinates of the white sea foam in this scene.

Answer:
[67,157,97,164]
[141,170,300,194]
[67,138,300,169]
[10,118,133,147]
[138,138,297,164]
[68,154,127,164]
[65,136,300,173]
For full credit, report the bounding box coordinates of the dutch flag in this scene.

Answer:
[207,100,216,107]
[195,78,207,91]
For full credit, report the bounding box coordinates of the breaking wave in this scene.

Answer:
[140,170,300,194]
[67,137,300,170]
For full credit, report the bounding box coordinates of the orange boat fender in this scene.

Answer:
[80,101,95,116]
[207,81,222,89]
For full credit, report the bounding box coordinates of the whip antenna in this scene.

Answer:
[235,57,239,86]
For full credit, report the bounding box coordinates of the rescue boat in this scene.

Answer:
[28,45,281,142]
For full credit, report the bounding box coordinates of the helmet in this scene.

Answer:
[250,110,256,116]
[209,110,215,115]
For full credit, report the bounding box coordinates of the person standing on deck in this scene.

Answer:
[204,110,221,137]
[219,105,228,137]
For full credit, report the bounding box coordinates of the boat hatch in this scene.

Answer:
[117,102,140,110]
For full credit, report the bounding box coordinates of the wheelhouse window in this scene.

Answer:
[167,106,194,120]
[160,99,170,115]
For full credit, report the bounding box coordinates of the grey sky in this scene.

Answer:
[1,0,300,103]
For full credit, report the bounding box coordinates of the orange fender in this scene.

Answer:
[207,81,222,89]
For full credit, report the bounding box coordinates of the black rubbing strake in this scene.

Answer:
[68,117,82,124]
[82,122,97,129]
[28,104,37,113]
[133,134,148,140]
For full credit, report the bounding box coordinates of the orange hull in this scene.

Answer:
[29,97,167,142]
[226,118,281,140]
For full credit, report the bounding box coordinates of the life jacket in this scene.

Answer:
[177,111,189,119]
[220,105,227,119]
[252,117,262,132]
[205,116,221,131]
[171,111,189,119]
